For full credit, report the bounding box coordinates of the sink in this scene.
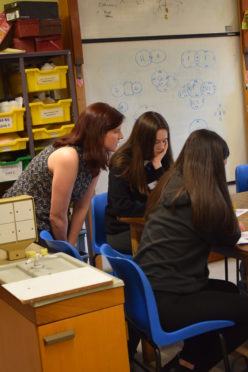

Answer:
[0,253,83,284]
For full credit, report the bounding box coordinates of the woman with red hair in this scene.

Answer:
[4,102,124,246]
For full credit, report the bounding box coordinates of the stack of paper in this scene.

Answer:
[238,231,248,245]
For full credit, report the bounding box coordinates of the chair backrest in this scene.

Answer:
[91,192,108,255]
[100,243,162,342]
[40,230,82,261]
[235,164,248,193]
[101,244,235,348]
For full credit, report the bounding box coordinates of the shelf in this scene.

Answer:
[0,49,78,162]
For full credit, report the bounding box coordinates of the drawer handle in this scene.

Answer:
[43,329,75,346]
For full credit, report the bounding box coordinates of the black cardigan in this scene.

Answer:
[104,162,165,235]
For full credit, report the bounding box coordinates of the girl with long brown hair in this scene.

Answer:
[105,111,173,254]
[134,129,248,371]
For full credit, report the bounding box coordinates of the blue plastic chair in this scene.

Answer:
[90,192,109,268]
[101,243,234,372]
[90,192,132,268]
[91,192,108,256]
[40,230,83,261]
[235,164,248,193]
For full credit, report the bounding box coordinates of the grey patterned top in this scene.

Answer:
[3,144,93,232]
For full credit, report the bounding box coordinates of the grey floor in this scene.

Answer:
[132,258,248,372]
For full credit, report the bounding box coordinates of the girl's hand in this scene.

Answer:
[239,221,246,232]
[152,147,167,169]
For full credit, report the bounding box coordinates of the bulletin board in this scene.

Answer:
[83,36,246,191]
[79,0,239,40]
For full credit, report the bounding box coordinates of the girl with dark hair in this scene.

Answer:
[105,111,173,254]
[4,102,124,245]
[134,129,248,371]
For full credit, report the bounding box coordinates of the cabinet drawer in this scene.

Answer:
[16,220,36,241]
[0,223,16,243]
[0,203,14,224]
[14,199,34,221]
[38,305,129,372]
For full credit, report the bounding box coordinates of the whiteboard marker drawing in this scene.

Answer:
[181,49,216,68]
[214,104,226,121]
[135,49,166,67]
[151,68,178,92]
[112,81,143,97]
[178,79,216,109]
[189,119,208,133]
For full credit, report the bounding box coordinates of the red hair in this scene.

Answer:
[54,102,124,176]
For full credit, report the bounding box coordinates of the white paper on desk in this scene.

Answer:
[236,209,248,217]
[2,267,113,303]
[237,231,248,244]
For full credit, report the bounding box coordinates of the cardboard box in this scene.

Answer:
[4,1,59,22]
[35,35,63,52]
[39,18,62,36]
[12,37,35,52]
[14,18,39,38]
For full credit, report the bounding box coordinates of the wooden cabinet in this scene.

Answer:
[0,195,36,259]
[0,279,130,372]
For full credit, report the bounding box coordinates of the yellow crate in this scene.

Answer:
[32,123,74,140]
[0,108,25,134]
[0,134,29,153]
[30,99,72,125]
[25,66,68,92]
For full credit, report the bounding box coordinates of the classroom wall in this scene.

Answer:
[79,1,247,192]
[79,0,239,39]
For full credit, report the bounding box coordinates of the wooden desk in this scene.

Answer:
[119,216,145,256]
[0,260,130,372]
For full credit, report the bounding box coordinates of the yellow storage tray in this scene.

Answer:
[0,134,29,153]
[0,108,25,134]
[30,99,72,125]
[25,65,68,92]
[32,123,74,140]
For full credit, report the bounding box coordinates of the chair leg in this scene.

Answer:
[224,257,229,281]
[141,339,155,363]
[94,254,103,270]
[236,259,240,285]
[132,357,151,372]
[219,332,231,372]
[154,346,162,372]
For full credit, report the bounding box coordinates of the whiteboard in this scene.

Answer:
[79,0,239,40]
[82,36,247,191]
